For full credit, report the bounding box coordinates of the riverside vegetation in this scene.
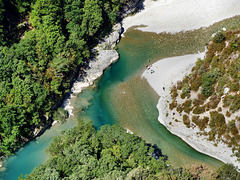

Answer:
[0,0,136,157]
[19,121,240,180]
[169,29,240,159]
[19,122,240,179]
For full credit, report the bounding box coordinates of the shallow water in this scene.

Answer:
[73,28,223,169]
[0,118,76,180]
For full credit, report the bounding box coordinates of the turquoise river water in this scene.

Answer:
[4,21,240,178]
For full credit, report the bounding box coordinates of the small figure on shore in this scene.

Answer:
[148,59,150,62]
[163,87,165,91]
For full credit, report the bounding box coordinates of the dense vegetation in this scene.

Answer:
[20,122,205,179]
[169,29,240,157]
[0,0,135,156]
[20,122,240,179]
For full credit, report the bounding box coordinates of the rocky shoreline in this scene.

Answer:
[62,23,122,116]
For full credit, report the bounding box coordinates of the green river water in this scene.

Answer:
[1,16,240,179]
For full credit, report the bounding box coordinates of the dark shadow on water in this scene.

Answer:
[147,143,169,162]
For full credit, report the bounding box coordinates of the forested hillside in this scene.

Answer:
[0,0,135,156]
[169,29,240,158]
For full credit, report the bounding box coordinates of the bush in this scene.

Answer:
[226,111,231,117]
[52,107,68,124]
[193,98,204,106]
[176,105,183,113]
[169,101,177,110]
[223,95,233,107]
[182,83,191,94]
[193,106,205,114]
[192,116,209,131]
[209,111,225,128]
[205,95,221,109]
[217,164,240,180]
[209,111,226,137]
[176,81,183,90]
[183,115,190,128]
[213,31,225,43]
[190,75,202,92]
[182,100,192,114]
[230,95,240,113]
[170,85,178,100]
[201,68,222,97]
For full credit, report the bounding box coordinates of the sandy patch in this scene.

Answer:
[123,0,240,34]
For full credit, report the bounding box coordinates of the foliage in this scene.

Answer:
[213,31,226,43]
[0,0,135,156]
[182,99,192,114]
[201,68,221,97]
[52,107,68,124]
[21,122,169,179]
[183,114,190,128]
[209,111,226,137]
[216,164,240,180]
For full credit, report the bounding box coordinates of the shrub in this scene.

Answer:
[223,95,233,107]
[230,95,240,113]
[169,100,177,110]
[201,69,221,97]
[205,95,221,109]
[226,111,231,117]
[193,97,204,106]
[180,93,186,99]
[182,100,192,114]
[213,31,225,43]
[193,106,206,114]
[170,85,178,100]
[217,164,240,180]
[192,116,199,124]
[209,111,227,137]
[209,111,226,128]
[193,58,203,72]
[201,117,210,130]
[229,121,239,136]
[182,83,191,94]
[183,115,190,128]
[190,75,202,92]
[176,81,183,90]
[176,105,183,113]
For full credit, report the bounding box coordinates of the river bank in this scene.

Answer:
[142,53,239,168]
[63,23,121,116]
[62,0,143,117]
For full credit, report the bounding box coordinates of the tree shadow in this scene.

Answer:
[147,143,169,161]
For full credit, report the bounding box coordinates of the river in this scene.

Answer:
[1,15,240,179]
